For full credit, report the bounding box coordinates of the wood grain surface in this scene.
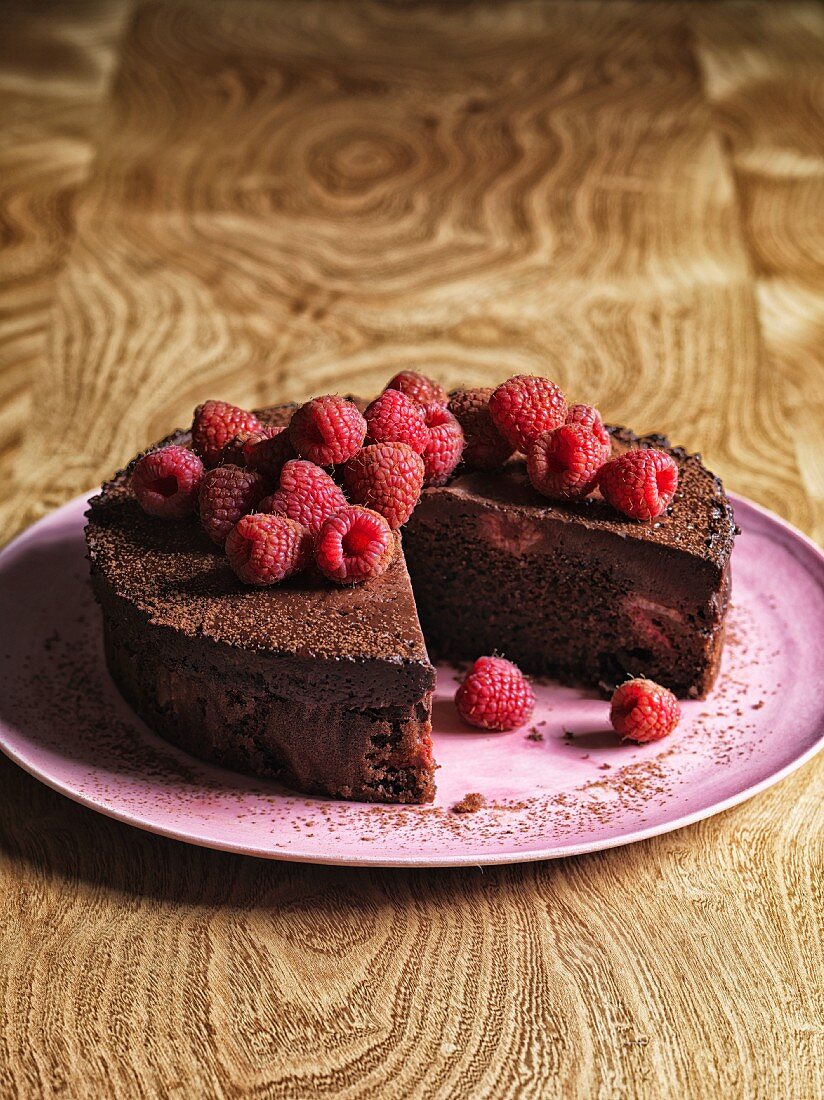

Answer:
[1,2,822,1097]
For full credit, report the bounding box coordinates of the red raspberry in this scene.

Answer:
[343,442,424,529]
[364,390,429,454]
[610,678,680,743]
[448,387,514,471]
[131,445,204,519]
[599,448,679,521]
[191,400,261,466]
[289,395,366,466]
[489,375,568,452]
[421,403,464,487]
[566,404,611,457]
[526,423,606,501]
[260,459,347,535]
[242,425,295,481]
[225,513,312,586]
[198,464,268,546]
[455,656,535,731]
[385,370,447,407]
[315,505,396,585]
[220,431,256,466]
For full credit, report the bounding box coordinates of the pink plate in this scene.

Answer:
[0,494,822,866]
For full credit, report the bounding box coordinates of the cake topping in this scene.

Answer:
[240,425,295,481]
[421,403,464,487]
[488,375,568,452]
[455,656,536,731]
[225,513,312,586]
[364,389,429,454]
[315,506,395,585]
[198,464,269,546]
[610,678,681,742]
[599,448,679,521]
[565,404,611,457]
[288,395,367,467]
[261,459,347,535]
[131,445,204,519]
[526,423,607,501]
[385,369,447,407]
[343,442,425,529]
[192,400,262,466]
[448,387,515,471]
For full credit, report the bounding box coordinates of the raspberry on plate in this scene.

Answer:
[343,442,425,529]
[242,425,295,481]
[261,458,347,535]
[198,464,268,546]
[566,404,611,457]
[489,375,568,452]
[364,389,429,454]
[422,403,464,487]
[526,423,606,501]
[599,448,679,521]
[131,445,204,519]
[225,513,312,586]
[191,400,262,466]
[315,505,396,585]
[610,678,680,743]
[455,656,535,731]
[448,387,515,471]
[385,369,447,407]
[289,395,366,466]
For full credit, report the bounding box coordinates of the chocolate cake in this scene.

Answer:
[85,401,736,804]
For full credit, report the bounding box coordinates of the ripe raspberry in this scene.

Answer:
[455,656,535,731]
[198,464,268,546]
[385,369,447,407]
[343,442,425,529]
[489,375,568,452]
[364,389,429,454]
[132,445,204,519]
[448,387,514,471]
[610,678,680,743]
[421,403,464,487]
[225,513,312,586]
[220,431,256,466]
[315,506,395,585]
[599,448,679,521]
[289,395,366,466]
[526,423,606,501]
[260,458,347,535]
[242,425,295,481]
[566,404,611,457]
[191,400,262,466]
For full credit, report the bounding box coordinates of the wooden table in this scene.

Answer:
[1,2,822,1096]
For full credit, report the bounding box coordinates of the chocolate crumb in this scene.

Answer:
[598,762,612,770]
[526,728,544,742]
[452,792,487,814]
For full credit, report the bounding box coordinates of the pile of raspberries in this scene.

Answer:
[131,370,679,587]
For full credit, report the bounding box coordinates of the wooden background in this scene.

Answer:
[1,1,822,1096]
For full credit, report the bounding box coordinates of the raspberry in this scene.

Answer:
[315,506,396,585]
[489,375,568,452]
[421,403,464,487]
[343,442,425,529]
[610,678,680,743]
[385,370,447,407]
[566,404,611,457]
[260,459,347,535]
[455,656,535,731]
[242,425,295,481]
[599,448,679,521]
[191,400,262,466]
[448,387,514,471]
[526,423,606,501]
[131,445,204,519]
[198,464,268,546]
[220,431,256,466]
[364,389,429,454]
[226,513,312,586]
[289,395,366,466]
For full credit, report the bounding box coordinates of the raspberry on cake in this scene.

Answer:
[599,448,679,521]
[526,423,606,501]
[448,387,515,471]
[385,370,447,407]
[131,446,204,519]
[364,390,429,454]
[192,400,262,466]
[422,403,464,487]
[343,442,425,529]
[289,395,366,467]
[455,656,535,731]
[488,375,568,452]
[226,513,313,586]
[242,426,295,481]
[198,464,269,546]
[565,404,611,457]
[261,459,347,534]
[610,678,680,743]
[315,506,395,585]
